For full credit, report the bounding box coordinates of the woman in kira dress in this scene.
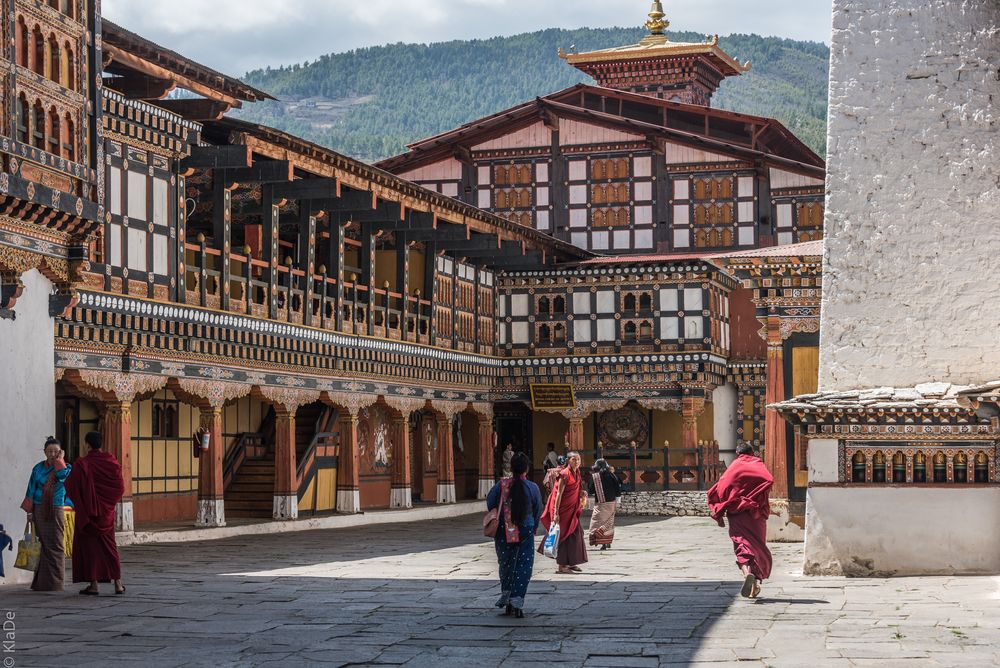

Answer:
[22,437,72,591]
[587,458,622,551]
[486,453,542,618]
[537,451,588,574]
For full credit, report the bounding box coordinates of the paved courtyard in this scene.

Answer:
[2,514,998,667]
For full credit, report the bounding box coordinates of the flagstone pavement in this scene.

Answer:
[1,514,998,667]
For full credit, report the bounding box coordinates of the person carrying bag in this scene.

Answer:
[14,521,41,572]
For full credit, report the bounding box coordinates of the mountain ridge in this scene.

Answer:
[235,27,830,163]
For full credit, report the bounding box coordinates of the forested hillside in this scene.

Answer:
[237,28,829,162]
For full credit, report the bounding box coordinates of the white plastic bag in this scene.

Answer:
[542,523,560,559]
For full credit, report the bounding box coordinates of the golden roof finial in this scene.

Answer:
[645,0,669,36]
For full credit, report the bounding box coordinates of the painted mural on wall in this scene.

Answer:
[359,404,392,474]
[597,402,649,448]
[420,413,439,473]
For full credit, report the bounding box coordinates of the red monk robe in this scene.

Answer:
[64,450,125,582]
[707,453,774,581]
[539,467,583,544]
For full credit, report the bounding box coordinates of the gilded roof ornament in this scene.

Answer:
[645,1,669,36]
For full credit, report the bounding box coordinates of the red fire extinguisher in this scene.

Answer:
[193,427,210,459]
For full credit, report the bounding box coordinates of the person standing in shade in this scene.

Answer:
[64,431,126,596]
[538,451,588,574]
[501,443,514,477]
[587,458,621,551]
[486,453,542,618]
[707,442,774,599]
[542,443,560,471]
[22,437,72,591]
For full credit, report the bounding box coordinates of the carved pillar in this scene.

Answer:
[764,314,789,498]
[680,393,705,452]
[103,401,134,532]
[432,401,464,504]
[196,406,225,527]
[389,414,412,509]
[273,407,298,520]
[472,403,494,499]
[336,411,361,513]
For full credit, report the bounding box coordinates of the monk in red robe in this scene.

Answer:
[707,442,774,599]
[64,431,126,596]
[537,451,588,574]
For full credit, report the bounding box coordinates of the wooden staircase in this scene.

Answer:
[224,402,336,519]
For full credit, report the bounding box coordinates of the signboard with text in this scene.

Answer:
[529,383,576,411]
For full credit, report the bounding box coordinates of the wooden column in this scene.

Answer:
[397,232,410,341]
[475,407,494,499]
[262,186,281,319]
[196,406,225,527]
[213,175,232,311]
[567,416,585,453]
[434,406,461,504]
[389,413,412,508]
[103,401,134,532]
[681,394,705,452]
[273,407,298,520]
[335,411,361,513]
[764,315,789,497]
[361,225,375,336]
[332,220,345,331]
[299,211,317,326]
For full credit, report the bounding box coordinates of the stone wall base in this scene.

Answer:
[767,498,805,543]
[617,491,711,517]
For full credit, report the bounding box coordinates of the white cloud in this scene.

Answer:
[102,0,832,76]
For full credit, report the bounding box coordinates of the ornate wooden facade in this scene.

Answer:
[0,3,831,530]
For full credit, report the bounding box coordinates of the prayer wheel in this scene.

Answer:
[872,451,886,483]
[953,452,968,483]
[933,452,947,483]
[851,451,866,483]
[913,452,926,483]
[892,451,905,483]
[974,452,989,483]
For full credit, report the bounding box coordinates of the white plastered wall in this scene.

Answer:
[711,384,737,464]
[819,0,1000,391]
[0,269,55,584]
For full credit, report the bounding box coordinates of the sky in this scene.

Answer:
[102,0,832,77]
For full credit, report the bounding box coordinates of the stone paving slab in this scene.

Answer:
[2,514,999,667]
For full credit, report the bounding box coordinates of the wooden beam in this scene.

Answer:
[181,145,252,171]
[103,43,240,107]
[460,240,525,260]
[224,161,294,186]
[271,178,343,200]
[476,251,544,270]
[153,98,231,121]
[437,234,501,252]
[104,74,174,100]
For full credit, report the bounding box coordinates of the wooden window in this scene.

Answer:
[48,36,60,84]
[32,27,44,75]
[16,18,28,67]
[47,108,59,155]
[32,101,45,149]
[62,43,74,90]
[16,96,29,144]
[553,296,565,314]
[62,114,75,161]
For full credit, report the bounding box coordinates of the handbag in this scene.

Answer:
[542,522,561,559]
[63,507,75,558]
[14,521,40,572]
[483,507,500,537]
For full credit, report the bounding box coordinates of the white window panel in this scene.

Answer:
[673,205,690,225]
[536,187,549,207]
[673,179,690,200]
[478,189,491,208]
[499,324,508,345]
[477,166,490,183]
[571,232,588,248]
[777,203,793,229]
[109,167,122,215]
[596,290,615,313]
[572,292,591,315]
[660,316,680,339]
[568,161,587,181]
[536,210,550,231]
[153,177,169,226]
[634,182,653,201]
[511,294,529,317]
[591,231,609,250]
[512,322,529,344]
[498,296,507,317]
[127,171,148,221]
[573,319,592,343]
[673,229,690,248]
[635,229,653,249]
[633,156,652,178]
[441,183,459,197]
[634,206,652,225]
[659,288,679,311]
[614,230,631,249]
[152,233,168,275]
[570,209,588,228]
[723,323,731,350]
[684,288,703,311]
[569,185,588,204]
[535,162,549,182]
[738,227,755,246]
[738,176,754,198]
[724,297,730,318]
[127,228,147,272]
[684,316,704,339]
[738,201,754,223]
[108,223,122,267]
[443,257,454,274]
[597,318,615,341]
[778,232,795,245]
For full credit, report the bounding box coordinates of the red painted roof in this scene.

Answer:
[709,240,824,259]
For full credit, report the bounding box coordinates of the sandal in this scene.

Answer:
[569,566,582,572]
[740,573,756,598]
[115,586,126,596]
[79,587,99,596]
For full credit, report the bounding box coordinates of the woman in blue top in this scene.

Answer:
[22,437,72,591]
[486,452,542,618]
